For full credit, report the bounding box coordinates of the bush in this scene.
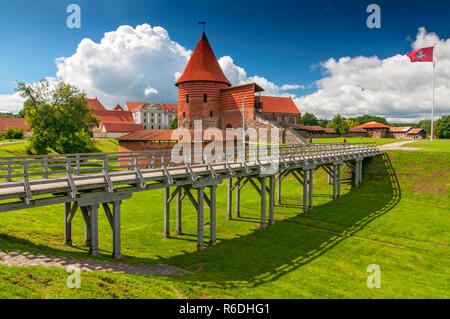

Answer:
[0,132,5,140]
[5,127,24,139]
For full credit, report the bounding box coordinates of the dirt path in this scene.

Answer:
[378,140,423,151]
[0,250,190,276]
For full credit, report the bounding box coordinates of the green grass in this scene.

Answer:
[0,144,449,298]
[402,139,450,152]
[0,139,119,157]
[312,137,407,146]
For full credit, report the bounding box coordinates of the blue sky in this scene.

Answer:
[1,0,449,121]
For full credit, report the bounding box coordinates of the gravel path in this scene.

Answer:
[0,250,191,276]
[378,140,423,151]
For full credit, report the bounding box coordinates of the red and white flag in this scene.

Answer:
[406,46,433,62]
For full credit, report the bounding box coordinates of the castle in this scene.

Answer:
[118,31,306,152]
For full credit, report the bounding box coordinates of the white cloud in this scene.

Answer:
[55,24,191,107]
[0,92,25,113]
[144,87,158,95]
[296,27,450,122]
[280,84,305,90]
[218,56,301,97]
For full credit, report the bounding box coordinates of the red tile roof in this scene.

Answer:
[87,98,106,111]
[354,121,390,129]
[323,128,337,133]
[101,122,144,133]
[260,96,300,114]
[0,118,30,132]
[94,110,134,124]
[113,104,125,111]
[125,102,147,111]
[349,127,368,133]
[407,128,425,134]
[161,104,178,112]
[389,126,411,132]
[119,129,241,142]
[175,32,230,86]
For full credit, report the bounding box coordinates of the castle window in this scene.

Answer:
[209,111,213,117]
[186,94,189,103]
[183,112,186,118]
[204,94,208,103]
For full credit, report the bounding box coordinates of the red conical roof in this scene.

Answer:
[175,32,230,86]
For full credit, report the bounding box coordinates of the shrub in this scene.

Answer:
[5,127,24,139]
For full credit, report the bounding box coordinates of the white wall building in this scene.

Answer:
[126,103,177,130]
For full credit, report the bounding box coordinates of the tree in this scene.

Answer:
[435,115,450,139]
[298,113,318,126]
[16,109,26,118]
[353,114,388,125]
[418,119,431,134]
[328,114,349,134]
[5,127,24,139]
[16,79,99,154]
[170,117,178,130]
[344,119,358,128]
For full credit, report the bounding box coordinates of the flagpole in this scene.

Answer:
[431,44,436,141]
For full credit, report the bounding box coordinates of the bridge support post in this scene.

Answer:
[209,185,217,246]
[164,187,170,238]
[276,172,281,205]
[308,169,314,210]
[336,165,341,199]
[260,176,267,229]
[64,202,77,246]
[303,169,309,212]
[235,177,241,218]
[80,206,91,246]
[269,175,275,225]
[112,200,121,259]
[227,178,232,220]
[176,189,183,235]
[197,187,204,251]
[89,203,100,257]
[327,173,331,185]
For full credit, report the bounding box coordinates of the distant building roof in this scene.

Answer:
[260,96,300,114]
[354,121,390,129]
[101,122,144,133]
[0,118,30,132]
[389,126,412,132]
[94,110,134,124]
[323,128,337,133]
[125,102,147,111]
[87,98,106,111]
[119,129,241,142]
[161,104,178,112]
[349,127,368,133]
[407,128,425,134]
[113,104,125,112]
[175,32,230,87]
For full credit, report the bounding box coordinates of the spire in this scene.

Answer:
[175,31,230,86]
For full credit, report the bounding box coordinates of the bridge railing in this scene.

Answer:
[0,142,379,184]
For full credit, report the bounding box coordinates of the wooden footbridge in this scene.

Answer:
[0,143,381,259]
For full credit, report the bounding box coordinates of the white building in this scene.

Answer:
[125,102,178,130]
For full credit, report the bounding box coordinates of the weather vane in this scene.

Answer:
[198,21,206,32]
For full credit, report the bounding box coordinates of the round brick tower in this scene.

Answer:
[175,32,231,129]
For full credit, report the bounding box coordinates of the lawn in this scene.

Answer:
[0,140,449,298]
[0,139,118,157]
[402,139,450,152]
[312,137,407,146]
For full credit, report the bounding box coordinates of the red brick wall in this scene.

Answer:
[220,85,256,129]
[177,81,229,129]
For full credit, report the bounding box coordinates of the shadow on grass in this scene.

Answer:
[0,153,400,289]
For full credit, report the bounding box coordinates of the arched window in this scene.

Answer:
[225,124,232,129]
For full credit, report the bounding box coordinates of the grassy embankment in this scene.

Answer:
[0,139,449,298]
